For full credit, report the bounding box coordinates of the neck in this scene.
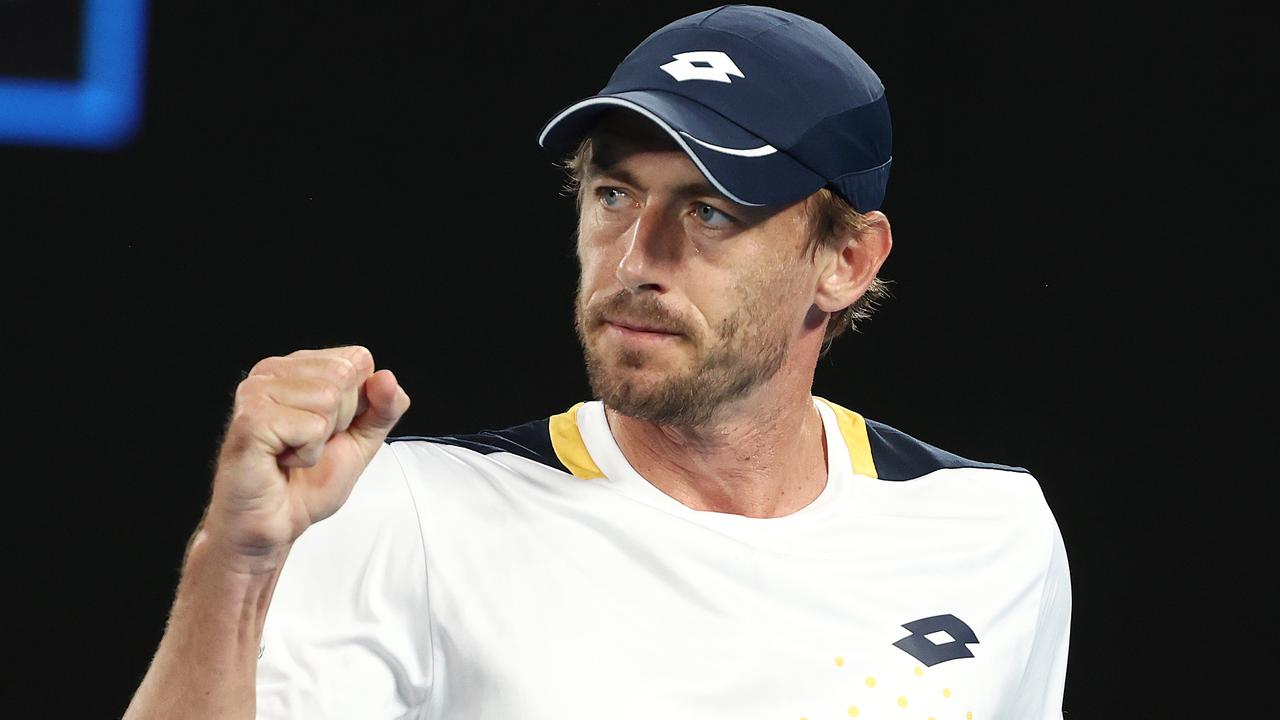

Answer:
[605,365,828,518]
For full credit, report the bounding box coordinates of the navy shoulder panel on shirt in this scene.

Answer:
[387,416,570,474]
[864,418,1028,481]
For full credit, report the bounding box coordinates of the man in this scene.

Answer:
[126,5,1069,719]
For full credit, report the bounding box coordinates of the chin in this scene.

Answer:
[587,359,718,426]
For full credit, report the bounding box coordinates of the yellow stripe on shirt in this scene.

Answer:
[814,396,879,479]
[548,402,605,479]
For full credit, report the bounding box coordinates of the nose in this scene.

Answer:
[616,202,681,293]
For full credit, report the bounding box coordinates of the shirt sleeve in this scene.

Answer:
[1010,510,1072,719]
[256,442,433,719]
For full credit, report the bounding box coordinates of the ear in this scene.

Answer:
[813,211,893,313]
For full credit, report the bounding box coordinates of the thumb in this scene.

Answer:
[347,369,411,456]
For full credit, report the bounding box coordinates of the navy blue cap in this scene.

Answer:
[538,5,892,211]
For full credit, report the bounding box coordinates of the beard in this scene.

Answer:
[575,286,791,428]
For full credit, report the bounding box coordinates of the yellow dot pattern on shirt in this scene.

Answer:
[804,664,972,720]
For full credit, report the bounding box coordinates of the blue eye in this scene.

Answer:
[600,188,628,208]
[695,203,732,226]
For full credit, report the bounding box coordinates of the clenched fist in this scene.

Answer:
[202,346,411,572]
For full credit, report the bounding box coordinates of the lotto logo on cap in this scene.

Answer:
[538,4,892,211]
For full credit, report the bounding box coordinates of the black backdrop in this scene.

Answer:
[2,2,1273,717]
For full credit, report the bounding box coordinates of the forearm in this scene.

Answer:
[123,529,288,720]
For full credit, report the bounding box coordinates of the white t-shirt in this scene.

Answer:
[257,397,1070,719]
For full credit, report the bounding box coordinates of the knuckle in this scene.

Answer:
[231,395,269,425]
[319,382,342,408]
[306,412,331,438]
[234,374,266,401]
[332,357,357,384]
[248,355,282,377]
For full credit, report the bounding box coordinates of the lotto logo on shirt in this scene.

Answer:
[798,615,980,719]
[892,615,980,667]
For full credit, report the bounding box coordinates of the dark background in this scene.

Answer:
[2,2,1273,717]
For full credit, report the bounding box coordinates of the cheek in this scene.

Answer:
[576,227,621,298]
[736,266,809,332]
[576,210,612,261]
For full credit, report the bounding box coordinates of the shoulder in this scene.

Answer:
[861,416,1030,481]
[836,406,1068,616]
[388,414,560,464]
[385,411,573,476]
[384,401,611,483]
[816,395,1031,482]
[818,396,1055,534]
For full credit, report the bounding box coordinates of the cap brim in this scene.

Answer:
[538,90,825,207]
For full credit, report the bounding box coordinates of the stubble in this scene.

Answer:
[575,283,790,428]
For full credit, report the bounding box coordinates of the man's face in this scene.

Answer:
[573,114,819,427]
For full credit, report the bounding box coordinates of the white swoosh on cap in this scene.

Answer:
[680,131,777,157]
[537,96,766,206]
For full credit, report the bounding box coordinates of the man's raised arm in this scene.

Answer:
[123,346,411,720]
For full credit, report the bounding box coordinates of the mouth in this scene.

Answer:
[604,318,683,339]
